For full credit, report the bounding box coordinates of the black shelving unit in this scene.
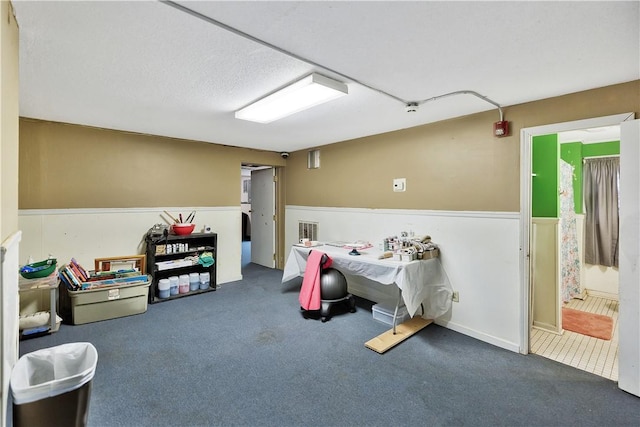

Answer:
[145,232,217,304]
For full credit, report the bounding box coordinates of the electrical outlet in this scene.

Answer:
[452,291,459,302]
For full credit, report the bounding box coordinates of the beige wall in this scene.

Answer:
[19,82,639,213]
[286,81,640,212]
[1,0,19,238]
[19,119,286,209]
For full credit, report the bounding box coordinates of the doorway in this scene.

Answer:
[529,125,621,380]
[240,167,252,269]
[520,113,639,396]
[240,164,277,270]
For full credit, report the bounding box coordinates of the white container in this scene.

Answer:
[189,272,200,291]
[199,272,210,290]
[401,252,416,262]
[169,276,179,296]
[158,278,170,299]
[178,274,190,294]
[372,303,411,326]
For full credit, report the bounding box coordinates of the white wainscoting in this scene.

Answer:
[531,218,561,334]
[286,206,522,352]
[18,207,243,285]
[584,265,619,299]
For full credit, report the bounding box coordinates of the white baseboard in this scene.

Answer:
[585,289,619,301]
[219,275,243,285]
[532,322,562,335]
[434,319,521,353]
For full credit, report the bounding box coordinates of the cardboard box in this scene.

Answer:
[60,276,150,325]
[419,248,439,260]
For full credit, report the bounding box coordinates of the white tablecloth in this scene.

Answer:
[282,245,453,319]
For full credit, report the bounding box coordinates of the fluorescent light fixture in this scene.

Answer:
[235,73,348,123]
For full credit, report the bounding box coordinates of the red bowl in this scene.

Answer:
[171,223,195,235]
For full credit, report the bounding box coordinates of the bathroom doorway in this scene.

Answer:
[520,113,640,397]
[529,126,621,380]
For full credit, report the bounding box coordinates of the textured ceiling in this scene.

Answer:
[12,1,640,153]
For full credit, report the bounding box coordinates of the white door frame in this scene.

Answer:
[619,118,640,396]
[519,112,635,353]
[520,112,637,394]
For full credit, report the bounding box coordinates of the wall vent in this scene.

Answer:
[298,221,318,241]
[308,149,320,169]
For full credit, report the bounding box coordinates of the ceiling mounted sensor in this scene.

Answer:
[235,73,348,124]
[405,102,419,113]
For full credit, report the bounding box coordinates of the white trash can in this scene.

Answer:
[10,342,98,427]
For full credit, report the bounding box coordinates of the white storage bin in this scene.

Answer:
[178,275,190,294]
[158,279,170,299]
[199,272,210,290]
[169,276,179,295]
[372,303,411,326]
[189,272,200,291]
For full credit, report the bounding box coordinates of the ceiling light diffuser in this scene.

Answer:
[235,73,348,123]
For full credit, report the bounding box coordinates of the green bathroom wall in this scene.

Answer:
[532,134,559,217]
[583,140,620,157]
[534,137,620,218]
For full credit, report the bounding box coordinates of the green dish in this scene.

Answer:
[19,259,57,279]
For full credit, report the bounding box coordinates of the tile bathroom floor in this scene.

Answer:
[530,295,619,381]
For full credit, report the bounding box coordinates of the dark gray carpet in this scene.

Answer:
[14,263,639,427]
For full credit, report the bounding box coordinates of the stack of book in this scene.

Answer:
[59,258,142,290]
[59,258,90,290]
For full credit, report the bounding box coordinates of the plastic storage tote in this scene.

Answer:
[10,342,98,427]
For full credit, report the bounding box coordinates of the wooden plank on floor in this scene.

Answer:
[365,317,433,354]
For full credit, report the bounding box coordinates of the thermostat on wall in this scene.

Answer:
[393,178,406,192]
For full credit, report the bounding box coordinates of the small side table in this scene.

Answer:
[18,271,60,338]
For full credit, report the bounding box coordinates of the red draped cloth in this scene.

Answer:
[299,250,332,310]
